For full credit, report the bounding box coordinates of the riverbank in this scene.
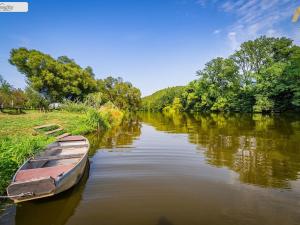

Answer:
[0,109,123,194]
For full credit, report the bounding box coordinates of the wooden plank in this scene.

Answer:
[56,133,70,140]
[45,128,63,135]
[34,124,58,130]
[50,144,89,151]
[58,135,86,142]
[30,153,84,162]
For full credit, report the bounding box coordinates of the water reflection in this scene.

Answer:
[1,112,300,225]
[140,112,300,188]
[87,114,142,154]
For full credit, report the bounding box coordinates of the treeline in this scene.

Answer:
[2,48,141,111]
[142,36,300,113]
[141,86,185,111]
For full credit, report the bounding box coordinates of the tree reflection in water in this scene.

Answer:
[139,112,300,188]
[87,114,142,155]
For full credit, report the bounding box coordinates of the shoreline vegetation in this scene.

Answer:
[141,36,300,113]
[0,104,124,194]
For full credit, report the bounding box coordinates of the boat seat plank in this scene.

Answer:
[50,144,89,151]
[30,153,84,162]
[58,135,86,142]
[15,165,74,182]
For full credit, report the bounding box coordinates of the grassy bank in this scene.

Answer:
[0,107,123,194]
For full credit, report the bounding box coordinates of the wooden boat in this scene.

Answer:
[6,135,89,203]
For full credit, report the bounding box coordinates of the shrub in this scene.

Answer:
[253,95,274,113]
[84,92,103,109]
[99,102,124,127]
[85,108,110,131]
[61,100,89,113]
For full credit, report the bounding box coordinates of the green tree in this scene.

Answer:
[11,88,27,108]
[24,86,49,109]
[84,92,103,108]
[0,75,13,108]
[284,45,300,108]
[96,76,141,111]
[188,57,240,112]
[231,36,300,112]
[0,75,28,109]
[141,86,185,111]
[9,48,97,101]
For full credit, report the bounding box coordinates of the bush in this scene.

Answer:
[61,100,89,113]
[99,102,124,127]
[84,92,103,109]
[84,103,124,132]
[61,101,124,132]
[85,108,110,131]
[253,95,274,113]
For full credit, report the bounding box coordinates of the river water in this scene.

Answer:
[1,112,300,225]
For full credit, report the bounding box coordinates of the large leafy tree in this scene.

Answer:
[188,57,240,112]
[230,36,300,112]
[96,76,141,111]
[9,48,97,101]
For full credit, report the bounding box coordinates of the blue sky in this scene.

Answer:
[0,0,299,96]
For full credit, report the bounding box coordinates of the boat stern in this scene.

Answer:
[7,176,56,203]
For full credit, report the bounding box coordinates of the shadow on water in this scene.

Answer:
[139,112,300,189]
[0,161,90,225]
[156,217,174,225]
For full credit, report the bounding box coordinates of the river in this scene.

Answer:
[1,112,300,225]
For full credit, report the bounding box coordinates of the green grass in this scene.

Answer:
[0,110,118,194]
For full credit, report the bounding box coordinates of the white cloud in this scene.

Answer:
[216,0,299,50]
[227,32,238,50]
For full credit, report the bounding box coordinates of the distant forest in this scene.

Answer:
[142,36,300,113]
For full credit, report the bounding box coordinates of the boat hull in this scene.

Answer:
[7,136,89,203]
[55,154,88,195]
[12,157,88,203]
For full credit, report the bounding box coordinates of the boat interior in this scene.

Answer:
[14,136,88,182]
